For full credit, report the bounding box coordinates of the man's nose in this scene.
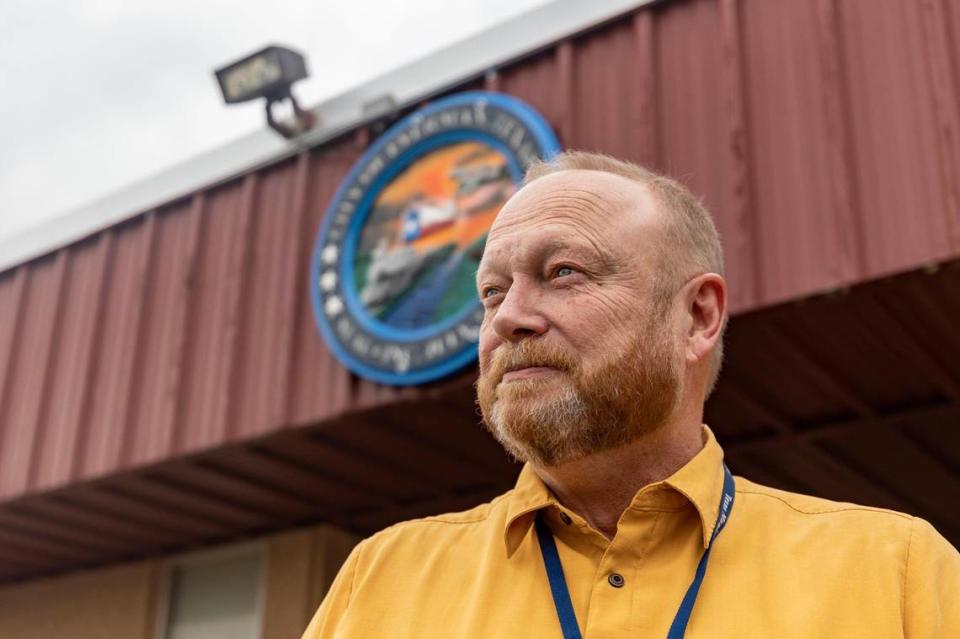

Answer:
[491,281,549,342]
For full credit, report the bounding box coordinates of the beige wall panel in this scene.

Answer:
[260,524,359,639]
[0,521,356,639]
[261,530,313,639]
[308,524,360,612]
[0,560,160,639]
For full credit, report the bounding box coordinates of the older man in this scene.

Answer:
[303,152,960,638]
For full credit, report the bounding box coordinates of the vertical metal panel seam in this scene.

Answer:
[222,174,261,441]
[946,0,960,104]
[352,127,371,152]
[169,194,209,455]
[0,268,29,464]
[483,69,501,92]
[280,153,313,426]
[115,212,161,469]
[815,0,868,281]
[64,231,117,482]
[24,251,71,490]
[919,0,960,250]
[555,41,575,146]
[631,9,660,168]
[718,0,761,307]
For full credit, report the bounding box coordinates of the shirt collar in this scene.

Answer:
[662,425,727,548]
[503,464,558,557]
[502,425,726,555]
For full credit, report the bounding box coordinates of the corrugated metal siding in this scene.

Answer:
[1,0,958,501]
[656,0,755,307]
[136,253,960,540]
[0,260,958,585]
[0,254,67,499]
[741,0,860,298]
[288,148,364,424]
[81,218,154,479]
[31,236,111,491]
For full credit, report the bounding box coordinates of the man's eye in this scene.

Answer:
[483,287,501,299]
[554,266,576,278]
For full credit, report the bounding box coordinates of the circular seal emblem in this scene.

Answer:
[310,91,561,385]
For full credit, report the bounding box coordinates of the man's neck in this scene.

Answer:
[533,419,705,539]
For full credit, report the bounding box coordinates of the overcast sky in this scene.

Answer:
[0,0,551,242]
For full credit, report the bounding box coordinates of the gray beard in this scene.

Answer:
[488,385,594,465]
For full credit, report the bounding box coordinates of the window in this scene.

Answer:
[161,545,264,639]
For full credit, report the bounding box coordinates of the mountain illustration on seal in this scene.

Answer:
[353,141,516,330]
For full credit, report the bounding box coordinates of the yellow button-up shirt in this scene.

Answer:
[303,428,960,638]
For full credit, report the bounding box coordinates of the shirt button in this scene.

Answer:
[559,512,572,525]
[608,572,625,588]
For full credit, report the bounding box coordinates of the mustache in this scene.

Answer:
[482,340,577,383]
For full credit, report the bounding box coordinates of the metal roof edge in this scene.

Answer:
[0,0,652,273]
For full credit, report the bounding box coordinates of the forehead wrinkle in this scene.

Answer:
[495,190,628,224]
[478,221,619,287]
[489,215,611,256]
[489,203,624,248]
[516,183,637,215]
[480,180,656,284]
[489,180,644,238]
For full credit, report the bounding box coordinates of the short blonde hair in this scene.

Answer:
[524,150,726,395]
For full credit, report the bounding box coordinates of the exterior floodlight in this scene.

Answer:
[214,45,317,139]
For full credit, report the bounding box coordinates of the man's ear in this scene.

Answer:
[683,273,727,365]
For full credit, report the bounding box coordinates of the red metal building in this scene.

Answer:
[0,0,958,635]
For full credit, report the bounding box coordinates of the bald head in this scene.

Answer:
[480,151,726,396]
[524,151,724,287]
[488,169,665,269]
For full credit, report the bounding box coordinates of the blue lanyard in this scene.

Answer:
[534,465,735,639]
